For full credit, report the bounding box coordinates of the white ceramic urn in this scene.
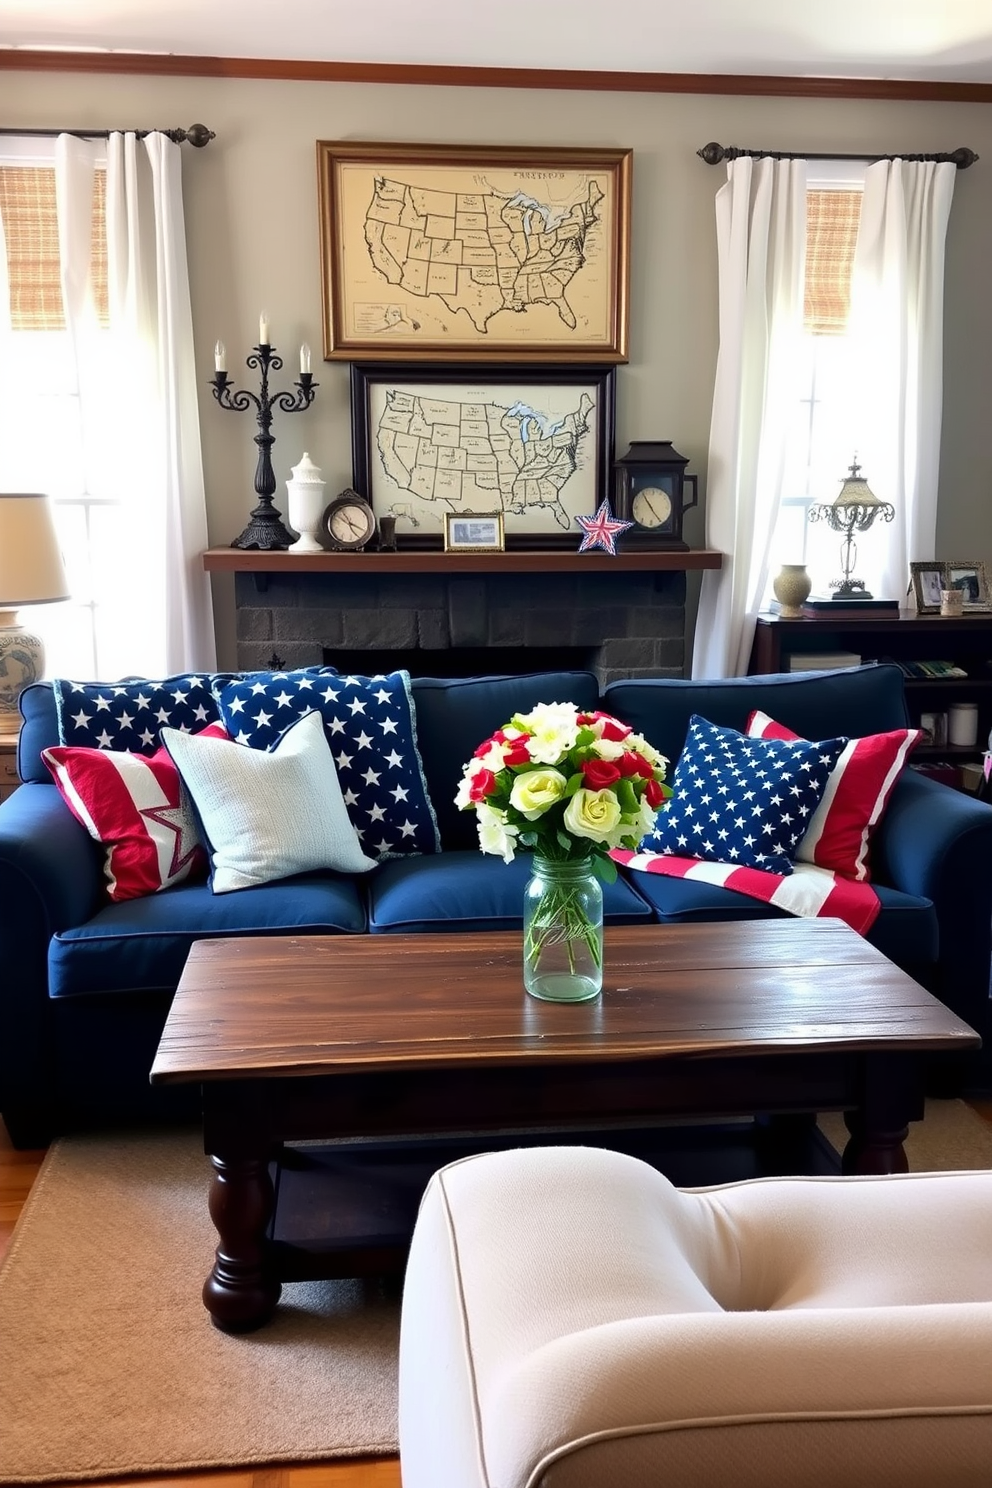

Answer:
[286,452,326,552]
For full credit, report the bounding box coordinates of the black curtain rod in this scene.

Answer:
[698,141,977,168]
[0,123,214,147]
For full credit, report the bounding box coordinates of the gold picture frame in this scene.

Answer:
[945,561,992,611]
[316,140,632,363]
[443,511,505,553]
[911,560,992,613]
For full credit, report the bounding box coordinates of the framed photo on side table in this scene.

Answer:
[910,562,948,614]
[316,140,632,363]
[350,362,616,550]
[945,561,991,611]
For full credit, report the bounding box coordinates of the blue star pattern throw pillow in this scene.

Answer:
[211,667,441,860]
[54,674,231,755]
[641,714,849,875]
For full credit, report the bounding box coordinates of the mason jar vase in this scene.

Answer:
[522,855,604,1002]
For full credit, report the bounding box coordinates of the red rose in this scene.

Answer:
[590,711,631,742]
[617,750,651,778]
[473,738,495,759]
[468,768,498,801]
[581,757,621,789]
[644,777,666,808]
[502,741,531,766]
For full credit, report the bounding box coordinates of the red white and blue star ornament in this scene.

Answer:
[575,498,634,555]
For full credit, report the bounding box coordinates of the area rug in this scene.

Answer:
[2,1104,991,1484]
[0,1128,400,1483]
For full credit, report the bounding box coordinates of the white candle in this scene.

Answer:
[214,339,226,373]
[300,342,311,374]
[259,312,270,345]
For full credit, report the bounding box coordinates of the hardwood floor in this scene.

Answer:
[4,1103,991,1487]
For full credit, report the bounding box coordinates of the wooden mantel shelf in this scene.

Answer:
[202,547,723,575]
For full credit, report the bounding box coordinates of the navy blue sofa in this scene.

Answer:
[1,662,989,1147]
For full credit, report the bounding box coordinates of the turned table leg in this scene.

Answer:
[202,1149,282,1332]
[841,1053,922,1176]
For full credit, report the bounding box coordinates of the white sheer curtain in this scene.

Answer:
[841,159,956,601]
[55,131,215,674]
[692,157,807,678]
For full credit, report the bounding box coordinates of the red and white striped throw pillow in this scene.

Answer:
[42,723,228,901]
[746,710,921,882]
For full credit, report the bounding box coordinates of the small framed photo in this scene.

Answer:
[443,511,505,553]
[945,561,991,611]
[910,562,946,614]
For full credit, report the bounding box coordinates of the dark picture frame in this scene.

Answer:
[910,561,946,614]
[350,362,616,550]
[317,140,632,363]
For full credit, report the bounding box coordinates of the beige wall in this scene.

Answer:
[4,68,992,667]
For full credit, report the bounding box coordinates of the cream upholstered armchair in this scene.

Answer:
[399,1145,992,1488]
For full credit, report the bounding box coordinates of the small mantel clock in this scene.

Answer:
[613,441,698,550]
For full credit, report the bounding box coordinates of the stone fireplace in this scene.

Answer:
[230,565,689,685]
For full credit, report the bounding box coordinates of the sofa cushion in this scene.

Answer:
[624,868,938,971]
[41,731,220,902]
[212,667,441,860]
[604,664,909,772]
[48,873,367,998]
[746,710,922,883]
[643,714,847,875]
[367,849,653,933]
[53,673,230,753]
[411,672,601,851]
[162,711,377,892]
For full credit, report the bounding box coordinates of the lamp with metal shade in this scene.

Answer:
[0,493,70,716]
[808,458,895,600]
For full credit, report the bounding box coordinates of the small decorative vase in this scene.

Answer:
[772,563,812,617]
[522,856,603,1002]
[286,452,326,553]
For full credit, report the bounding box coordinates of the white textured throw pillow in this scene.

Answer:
[161,709,377,893]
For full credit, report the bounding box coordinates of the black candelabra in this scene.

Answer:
[211,341,317,549]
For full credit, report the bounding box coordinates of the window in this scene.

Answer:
[765,163,890,603]
[0,139,162,680]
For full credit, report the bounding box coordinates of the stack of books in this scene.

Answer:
[801,596,901,620]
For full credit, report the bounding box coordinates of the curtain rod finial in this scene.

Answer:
[183,123,214,148]
[697,142,727,166]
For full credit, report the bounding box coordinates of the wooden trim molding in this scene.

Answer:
[3,50,992,104]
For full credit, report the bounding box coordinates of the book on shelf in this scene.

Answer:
[788,652,862,672]
[801,595,901,619]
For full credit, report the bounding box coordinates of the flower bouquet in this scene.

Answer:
[456,702,670,1001]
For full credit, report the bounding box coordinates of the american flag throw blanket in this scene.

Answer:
[611,850,881,936]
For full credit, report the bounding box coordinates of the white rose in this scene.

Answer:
[508,767,568,820]
[563,788,623,844]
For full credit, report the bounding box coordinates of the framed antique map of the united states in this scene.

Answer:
[316,141,632,363]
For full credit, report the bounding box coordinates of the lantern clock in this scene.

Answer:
[612,441,698,550]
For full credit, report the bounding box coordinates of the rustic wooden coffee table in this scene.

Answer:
[150,920,980,1332]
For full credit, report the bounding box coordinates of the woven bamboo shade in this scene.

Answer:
[804,189,861,335]
[0,165,108,330]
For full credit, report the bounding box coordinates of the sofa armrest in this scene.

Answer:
[0,783,103,1129]
[871,769,992,1040]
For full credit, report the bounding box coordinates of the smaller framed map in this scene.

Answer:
[350,362,616,549]
[317,141,632,363]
